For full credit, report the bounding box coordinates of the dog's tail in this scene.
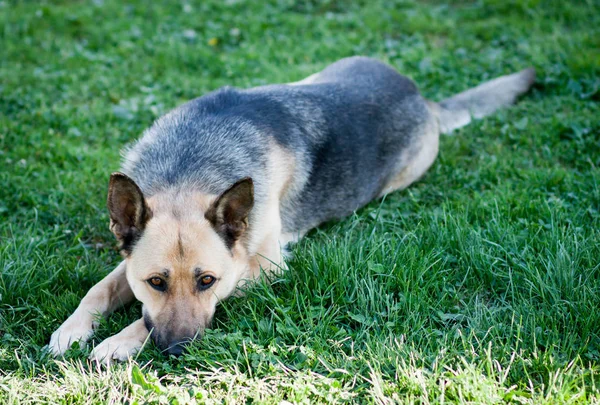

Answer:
[432,68,536,134]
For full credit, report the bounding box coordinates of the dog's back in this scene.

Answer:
[122,57,433,232]
[121,56,534,234]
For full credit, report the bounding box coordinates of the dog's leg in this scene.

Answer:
[49,260,134,355]
[251,232,287,277]
[246,200,289,280]
[89,318,149,364]
[379,116,440,196]
[233,233,285,298]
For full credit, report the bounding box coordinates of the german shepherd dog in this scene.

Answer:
[49,57,535,362]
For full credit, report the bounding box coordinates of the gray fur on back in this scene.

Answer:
[121,57,433,233]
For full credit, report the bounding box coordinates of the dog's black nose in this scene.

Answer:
[165,340,187,356]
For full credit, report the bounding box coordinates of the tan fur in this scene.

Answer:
[128,195,249,341]
[246,141,296,276]
[379,109,440,196]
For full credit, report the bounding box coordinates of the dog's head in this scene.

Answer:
[107,173,253,355]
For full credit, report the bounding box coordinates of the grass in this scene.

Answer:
[1,0,599,403]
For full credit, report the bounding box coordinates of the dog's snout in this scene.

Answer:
[151,328,197,356]
[144,311,206,356]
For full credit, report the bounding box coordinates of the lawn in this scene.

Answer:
[1,0,599,403]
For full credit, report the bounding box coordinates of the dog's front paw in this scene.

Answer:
[49,313,94,356]
[90,334,144,365]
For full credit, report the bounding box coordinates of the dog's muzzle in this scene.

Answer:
[144,312,198,356]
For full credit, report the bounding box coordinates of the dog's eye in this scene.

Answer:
[148,277,166,292]
[198,275,216,290]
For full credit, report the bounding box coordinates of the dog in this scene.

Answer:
[48,56,535,362]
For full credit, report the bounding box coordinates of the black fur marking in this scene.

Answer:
[119,226,144,255]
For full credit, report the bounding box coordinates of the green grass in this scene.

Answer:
[1,0,599,403]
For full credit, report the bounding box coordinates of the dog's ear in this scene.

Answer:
[107,172,151,255]
[205,177,254,249]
